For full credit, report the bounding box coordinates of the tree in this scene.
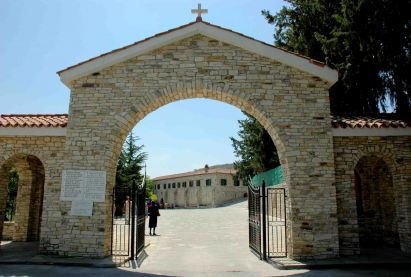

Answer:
[114,133,147,215]
[262,0,411,114]
[145,177,157,201]
[5,167,19,221]
[123,132,147,182]
[230,113,280,182]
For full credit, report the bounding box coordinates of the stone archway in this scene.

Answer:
[333,134,411,256]
[354,155,399,248]
[0,154,45,243]
[58,24,339,259]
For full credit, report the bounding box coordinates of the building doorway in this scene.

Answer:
[354,156,399,249]
[0,154,45,256]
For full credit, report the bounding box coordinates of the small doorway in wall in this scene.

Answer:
[0,154,45,257]
[354,156,399,250]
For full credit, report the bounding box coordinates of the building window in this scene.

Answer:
[183,182,187,188]
[220,179,227,186]
[168,183,171,189]
[196,180,201,186]
[172,183,176,188]
[233,176,240,186]
[163,184,166,189]
[206,179,212,186]
[157,184,160,190]
[189,180,194,187]
[177,182,181,188]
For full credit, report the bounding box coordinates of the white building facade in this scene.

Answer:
[153,164,247,208]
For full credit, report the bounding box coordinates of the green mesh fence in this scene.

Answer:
[251,166,283,187]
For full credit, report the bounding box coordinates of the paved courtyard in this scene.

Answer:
[1,200,411,276]
[137,199,275,275]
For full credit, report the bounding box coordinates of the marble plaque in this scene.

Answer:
[70,199,93,216]
[61,170,106,202]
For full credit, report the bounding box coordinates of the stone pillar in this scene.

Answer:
[0,163,11,239]
[283,131,339,260]
[27,157,45,241]
[13,159,33,241]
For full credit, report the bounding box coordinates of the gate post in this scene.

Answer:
[111,187,115,256]
[130,179,136,259]
[262,180,267,261]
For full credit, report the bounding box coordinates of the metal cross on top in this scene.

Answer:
[191,3,208,22]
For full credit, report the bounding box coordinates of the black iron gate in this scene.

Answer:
[267,187,287,258]
[133,177,146,257]
[111,175,146,259]
[248,180,266,259]
[248,181,287,260]
[111,185,131,256]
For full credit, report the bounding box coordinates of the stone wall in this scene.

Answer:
[12,156,43,241]
[356,156,399,247]
[154,172,247,208]
[0,28,409,261]
[2,221,14,240]
[63,34,338,259]
[333,136,411,255]
[0,136,65,253]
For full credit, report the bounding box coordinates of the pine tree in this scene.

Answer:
[230,114,280,182]
[114,133,147,215]
[263,0,411,114]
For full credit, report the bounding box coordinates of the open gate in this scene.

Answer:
[134,177,146,257]
[111,175,146,259]
[111,185,131,256]
[248,181,287,260]
[267,187,287,258]
[248,180,266,259]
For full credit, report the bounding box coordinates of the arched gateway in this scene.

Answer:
[1,18,410,261]
[57,19,339,259]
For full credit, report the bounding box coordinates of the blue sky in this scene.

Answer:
[0,0,284,177]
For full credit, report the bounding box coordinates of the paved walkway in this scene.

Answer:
[134,200,277,276]
[1,200,411,276]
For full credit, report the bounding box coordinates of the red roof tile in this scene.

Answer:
[0,114,408,129]
[331,114,411,129]
[0,114,68,128]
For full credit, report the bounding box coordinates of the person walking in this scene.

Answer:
[123,196,131,224]
[148,201,160,235]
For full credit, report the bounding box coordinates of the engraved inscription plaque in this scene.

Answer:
[70,199,93,216]
[61,170,106,202]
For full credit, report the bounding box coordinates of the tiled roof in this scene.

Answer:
[0,114,68,128]
[0,114,409,130]
[331,114,410,129]
[153,165,236,181]
[57,20,325,75]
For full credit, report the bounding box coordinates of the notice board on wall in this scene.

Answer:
[60,170,106,216]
